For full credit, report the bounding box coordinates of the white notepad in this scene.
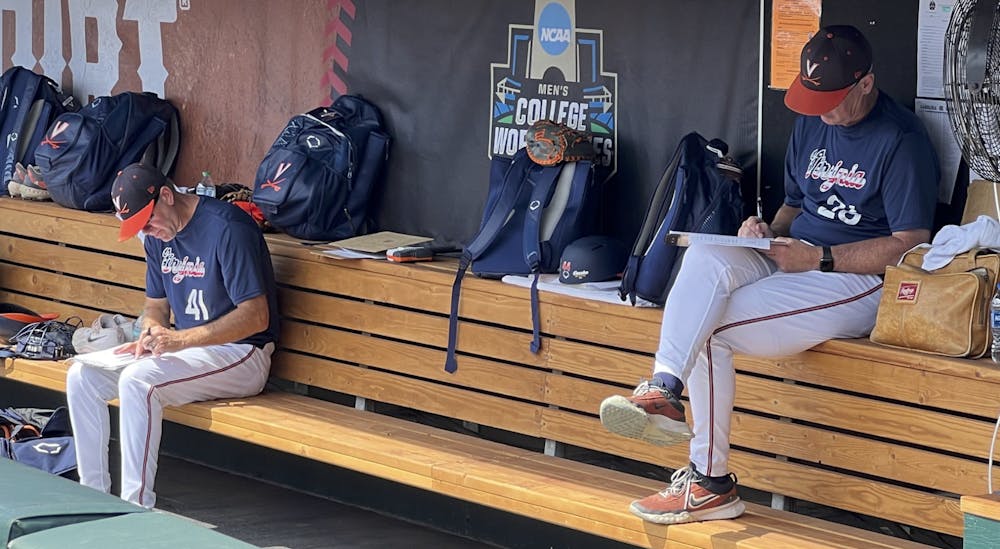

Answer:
[73,346,148,370]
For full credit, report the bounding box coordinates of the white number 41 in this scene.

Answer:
[185,289,209,321]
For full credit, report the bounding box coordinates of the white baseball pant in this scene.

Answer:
[653,244,883,477]
[66,342,272,507]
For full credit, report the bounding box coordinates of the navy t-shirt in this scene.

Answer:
[145,197,279,347]
[784,92,940,246]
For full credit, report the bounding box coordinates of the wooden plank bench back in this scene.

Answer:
[0,198,978,546]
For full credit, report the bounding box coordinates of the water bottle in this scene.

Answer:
[195,171,216,197]
[991,283,1000,363]
[130,314,145,342]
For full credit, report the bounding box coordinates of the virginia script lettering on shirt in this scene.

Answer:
[161,247,207,283]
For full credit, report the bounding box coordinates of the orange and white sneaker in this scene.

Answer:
[19,164,51,200]
[599,378,693,446]
[630,465,745,524]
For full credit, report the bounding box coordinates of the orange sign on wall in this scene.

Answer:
[770,0,821,90]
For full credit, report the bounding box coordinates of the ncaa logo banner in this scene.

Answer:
[490,0,619,181]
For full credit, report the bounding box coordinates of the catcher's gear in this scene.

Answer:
[11,317,82,360]
[0,303,58,340]
[524,119,594,166]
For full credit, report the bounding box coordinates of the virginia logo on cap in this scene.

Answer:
[804,59,820,82]
[784,25,873,116]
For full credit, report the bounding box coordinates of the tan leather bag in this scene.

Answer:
[870,248,999,358]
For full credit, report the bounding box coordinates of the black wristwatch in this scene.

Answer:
[820,246,834,272]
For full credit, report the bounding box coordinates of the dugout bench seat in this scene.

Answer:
[3,197,995,547]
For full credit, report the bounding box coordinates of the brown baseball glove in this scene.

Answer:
[524,120,595,166]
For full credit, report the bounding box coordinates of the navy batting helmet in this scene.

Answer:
[558,236,628,284]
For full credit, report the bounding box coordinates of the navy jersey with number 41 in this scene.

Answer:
[144,197,279,348]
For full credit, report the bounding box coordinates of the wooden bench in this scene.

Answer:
[2,197,985,547]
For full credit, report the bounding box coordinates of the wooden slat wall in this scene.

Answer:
[2,198,997,538]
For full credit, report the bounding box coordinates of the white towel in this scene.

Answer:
[921,215,1000,270]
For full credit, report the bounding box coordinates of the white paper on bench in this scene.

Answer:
[501,274,658,307]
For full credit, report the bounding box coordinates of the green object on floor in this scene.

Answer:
[7,511,259,548]
[964,513,1000,549]
[0,459,142,546]
[0,458,255,548]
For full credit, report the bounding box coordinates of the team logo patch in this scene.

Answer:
[41,120,71,149]
[560,259,572,279]
[31,441,65,455]
[895,281,919,302]
[260,162,291,192]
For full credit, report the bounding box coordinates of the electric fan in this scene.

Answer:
[945,0,1000,181]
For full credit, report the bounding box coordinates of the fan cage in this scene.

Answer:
[945,0,1000,182]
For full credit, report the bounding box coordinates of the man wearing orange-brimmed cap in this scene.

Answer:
[66,163,279,508]
[599,25,940,525]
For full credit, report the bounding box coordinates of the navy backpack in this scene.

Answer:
[252,95,391,242]
[0,66,78,194]
[34,92,180,211]
[445,148,598,372]
[619,132,744,305]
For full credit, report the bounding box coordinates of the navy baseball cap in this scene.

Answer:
[784,25,873,116]
[111,163,167,242]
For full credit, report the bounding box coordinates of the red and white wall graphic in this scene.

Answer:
[322,0,355,99]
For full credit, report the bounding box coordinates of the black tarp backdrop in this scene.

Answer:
[341,0,760,247]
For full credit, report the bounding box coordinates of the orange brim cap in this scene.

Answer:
[118,199,155,242]
[0,312,58,323]
[783,73,854,116]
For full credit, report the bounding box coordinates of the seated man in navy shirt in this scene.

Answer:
[599,25,940,524]
[67,163,280,508]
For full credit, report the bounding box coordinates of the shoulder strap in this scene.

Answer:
[156,108,181,175]
[3,72,40,183]
[139,107,180,175]
[445,151,536,373]
[124,126,167,170]
[15,98,47,161]
[521,162,569,353]
[463,152,534,261]
[125,96,178,173]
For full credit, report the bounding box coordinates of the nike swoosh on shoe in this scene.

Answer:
[687,492,720,510]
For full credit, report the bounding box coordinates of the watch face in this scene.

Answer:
[820,247,834,272]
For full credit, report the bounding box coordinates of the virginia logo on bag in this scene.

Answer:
[896,281,920,302]
[41,120,70,149]
[262,162,291,192]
